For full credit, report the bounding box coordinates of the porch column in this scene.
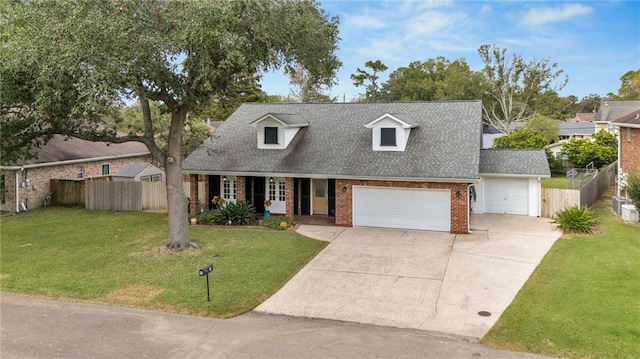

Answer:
[189,174,198,214]
[285,177,294,218]
[237,176,246,202]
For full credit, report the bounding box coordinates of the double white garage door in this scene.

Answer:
[353,187,450,232]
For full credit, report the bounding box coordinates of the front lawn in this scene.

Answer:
[482,198,640,358]
[0,208,327,317]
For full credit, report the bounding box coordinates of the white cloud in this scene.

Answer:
[479,4,491,14]
[520,3,593,26]
[400,0,454,12]
[345,14,388,30]
[405,10,466,37]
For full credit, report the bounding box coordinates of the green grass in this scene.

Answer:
[482,198,640,358]
[0,207,327,317]
[542,175,568,189]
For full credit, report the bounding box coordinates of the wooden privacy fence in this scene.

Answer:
[541,162,616,218]
[53,180,202,211]
[541,188,580,218]
[86,181,142,211]
[50,179,85,206]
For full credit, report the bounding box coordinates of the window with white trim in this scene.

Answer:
[264,127,278,144]
[76,166,84,179]
[269,181,277,201]
[380,128,396,146]
[278,181,286,201]
[101,163,110,176]
[141,174,162,182]
[222,177,237,200]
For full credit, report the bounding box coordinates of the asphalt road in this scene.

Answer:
[0,294,551,359]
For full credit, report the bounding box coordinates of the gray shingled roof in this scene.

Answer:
[184,101,483,180]
[253,113,308,127]
[479,149,550,176]
[611,110,640,126]
[113,162,153,178]
[595,100,640,122]
[7,134,149,166]
[559,121,595,136]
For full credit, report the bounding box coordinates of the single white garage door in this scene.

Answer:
[483,178,528,215]
[352,186,450,231]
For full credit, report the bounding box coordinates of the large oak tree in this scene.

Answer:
[478,44,568,133]
[0,0,341,250]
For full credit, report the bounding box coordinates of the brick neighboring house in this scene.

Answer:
[183,102,550,234]
[0,135,151,213]
[612,109,640,197]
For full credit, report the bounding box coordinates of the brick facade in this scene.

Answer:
[285,177,295,218]
[620,127,640,174]
[1,155,152,213]
[334,179,470,234]
[189,174,199,214]
[184,175,471,234]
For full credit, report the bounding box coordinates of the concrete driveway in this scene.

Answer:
[255,214,561,340]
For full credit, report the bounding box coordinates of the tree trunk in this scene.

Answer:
[165,109,199,251]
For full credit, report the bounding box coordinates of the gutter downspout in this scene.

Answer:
[617,129,622,197]
[15,168,22,213]
[467,183,474,234]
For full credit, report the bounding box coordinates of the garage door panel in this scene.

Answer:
[483,178,528,215]
[353,187,450,232]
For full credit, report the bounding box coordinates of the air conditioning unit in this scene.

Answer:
[621,204,639,222]
[613,196,633,215]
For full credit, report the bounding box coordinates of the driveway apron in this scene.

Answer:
[255,215,560,340]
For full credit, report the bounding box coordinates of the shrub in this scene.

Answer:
[625,172,640,213]
[262,216,295,230]
[214,201,256,225]
[196,209,218,225]
[552,206,596,234]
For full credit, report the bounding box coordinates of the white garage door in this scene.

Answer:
[353,187,450,232]
[483,178,528,215]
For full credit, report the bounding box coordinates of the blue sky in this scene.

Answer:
[260,0,640,102]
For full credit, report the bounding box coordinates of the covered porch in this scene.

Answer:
[188,174,336,222]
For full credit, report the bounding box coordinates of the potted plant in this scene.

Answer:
[190,217,197,225]
[264,199,271,219]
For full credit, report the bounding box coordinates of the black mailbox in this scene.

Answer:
[199,264,213,276]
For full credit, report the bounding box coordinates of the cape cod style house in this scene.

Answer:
[183,101,550,234]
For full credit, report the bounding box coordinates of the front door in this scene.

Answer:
[313,179,327,214]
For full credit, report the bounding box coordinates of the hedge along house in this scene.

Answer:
[183,102,550,234]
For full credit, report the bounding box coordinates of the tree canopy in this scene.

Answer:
[1,0,341,250]
[379,57,485,102]
[561,130,617,169]
[350,60,388,102]
[493,127,549,150]
[478,44,568,134]
[611,70,640,100]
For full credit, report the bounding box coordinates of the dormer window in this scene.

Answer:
[264,127,279,144]
[251,113,308,149]
[380,128,396,146]
[364,113,418,152]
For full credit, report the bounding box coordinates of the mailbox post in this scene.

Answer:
[199,264,214,302]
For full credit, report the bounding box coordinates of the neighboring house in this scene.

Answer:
[547,121,597,158]
[113,162,165,182]
[183,102,550,234]
[595,99,640,133]
[0,135,151,213]
[612,110,640,197]
[205,119,224,132]
[558,121,596,141]
[573,112,596,122]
